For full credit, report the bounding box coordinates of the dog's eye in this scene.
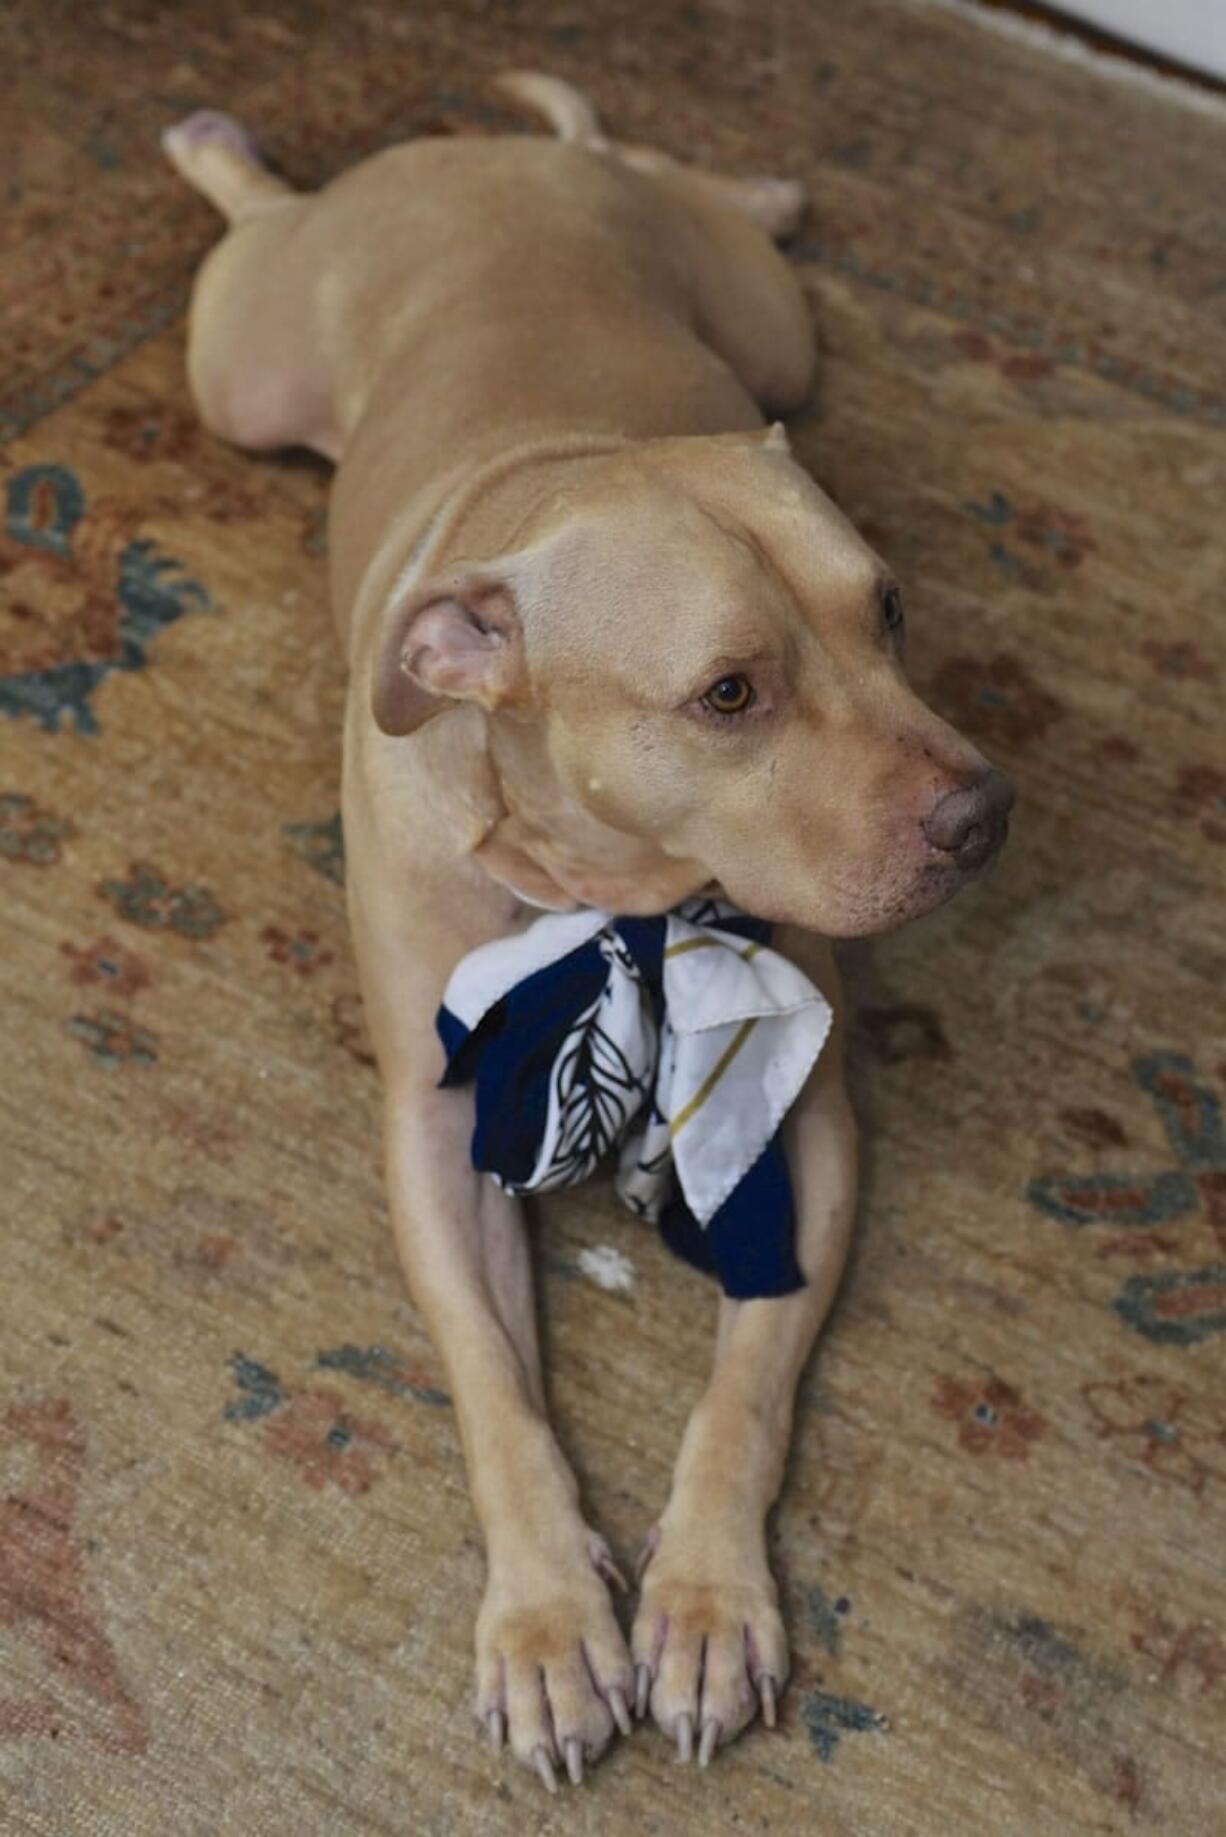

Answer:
[702,674,755,715]
[881,585,905,636]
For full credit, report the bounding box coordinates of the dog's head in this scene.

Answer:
[373,430,1012,935]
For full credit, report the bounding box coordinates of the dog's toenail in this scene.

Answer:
[698,1717,720,1767]
[533,1746,558,1793]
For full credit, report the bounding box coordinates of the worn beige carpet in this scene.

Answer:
[2,1,1224,1831]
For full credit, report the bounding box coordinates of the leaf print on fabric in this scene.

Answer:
[524,936,656,1193]
[538,1002,651,1187]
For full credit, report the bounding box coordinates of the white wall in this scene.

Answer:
[1063,1,1226,80]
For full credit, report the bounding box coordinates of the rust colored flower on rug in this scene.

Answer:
[261,924,334,975]
[932,1374,1049,1459]
[951,329,1056,385]
[1170,762,1226,846]
[0,790,77,865]
[224,1355,398,1496]
[1132,1608,1226,1696]
[1139,639,1218,684]
[263,1389,397,1496]
[932,652,1064,750]
[1082,1375,1226,1496]
[857,1002,951,1065]
[1013,499,1096,569]
[60,934,150,997]
[102,402,199,464]
[962,489,1095,586]
[181,473,266,527]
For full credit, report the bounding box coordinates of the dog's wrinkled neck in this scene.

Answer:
[464,719,592,912]
[469,715,710,917]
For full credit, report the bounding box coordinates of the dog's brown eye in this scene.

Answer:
[882,585,905,635]
[702,674,754,715]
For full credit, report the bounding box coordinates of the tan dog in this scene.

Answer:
[165,74,1012,1789]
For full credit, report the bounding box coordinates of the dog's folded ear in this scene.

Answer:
[372,571,524,735]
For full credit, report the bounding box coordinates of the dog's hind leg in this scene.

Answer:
[493,69,806,241]
[619,147,807,242]
[163,114,340,459]
[492,70,812,416]
[648,162,817,418]
[162,110,296,223]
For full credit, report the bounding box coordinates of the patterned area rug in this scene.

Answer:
[2,2,1224,1831]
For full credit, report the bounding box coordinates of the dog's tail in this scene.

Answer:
[492,70,610,151]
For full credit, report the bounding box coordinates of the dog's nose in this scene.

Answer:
[922,769,1014,870]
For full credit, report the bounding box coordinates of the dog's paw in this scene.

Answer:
[631,1522,787,1765]
[161,109,259,162]
[475,1535,634,1789]
[742,175,808,239]
[160,111,265,198]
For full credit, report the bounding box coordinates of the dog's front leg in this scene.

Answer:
[385,1083,635,1786]
[631,939,856,1764]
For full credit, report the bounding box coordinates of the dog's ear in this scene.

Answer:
[372,571,524,736]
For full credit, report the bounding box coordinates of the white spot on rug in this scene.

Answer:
[576,1244,636,1293]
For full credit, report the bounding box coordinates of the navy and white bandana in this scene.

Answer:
[436,897,833,1299]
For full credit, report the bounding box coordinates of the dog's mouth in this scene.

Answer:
[706,825,1011,936]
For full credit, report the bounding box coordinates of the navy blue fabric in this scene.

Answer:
[658,1136,804,1298]
[440,936,613,1187]
[436,910,806,1300]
